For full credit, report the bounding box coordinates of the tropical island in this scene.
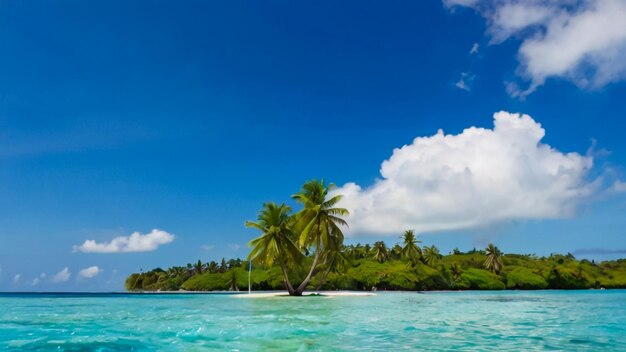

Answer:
[126,180,626,293]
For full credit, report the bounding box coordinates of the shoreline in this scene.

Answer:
[125,287,614,294]
[0,288,618,295]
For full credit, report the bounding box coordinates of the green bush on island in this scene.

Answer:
[505,267,548,289]
[125,179,626,293]
[125,249,626,292]
[457,269,505,290]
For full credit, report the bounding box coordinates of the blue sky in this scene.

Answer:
[1,0,625,291]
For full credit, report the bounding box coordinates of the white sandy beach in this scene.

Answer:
[234,291,376,298]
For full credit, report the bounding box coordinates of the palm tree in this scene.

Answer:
[227,270,239,291]
[314,241,349,290]
[401,230,422,265]
[423,245,441,267]
[390,244,403,260]
[208,261,218,274]
[373,241,388,263]
[353,243,366,259]
[484,243,503,274]
[291,179,349,296]
[194,260,203,275]
[246,202,302,295]
[450,263,463,280]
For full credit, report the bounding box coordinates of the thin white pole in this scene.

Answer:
[248,260,251,294]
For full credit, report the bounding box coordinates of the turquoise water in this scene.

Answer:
[1,291,625,351]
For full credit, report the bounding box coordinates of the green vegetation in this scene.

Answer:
[125,179,626,293]
[125,245,626,292]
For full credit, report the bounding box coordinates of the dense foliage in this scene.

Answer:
[125,179,626,293]
[125,246,626,291]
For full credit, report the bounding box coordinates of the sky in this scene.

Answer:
[1,0,626,291]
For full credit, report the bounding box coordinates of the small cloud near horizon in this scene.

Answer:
[78,266,102,279]
[52,267,71,283]
[73,229,174,253]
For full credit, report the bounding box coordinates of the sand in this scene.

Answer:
[234,291,376,298]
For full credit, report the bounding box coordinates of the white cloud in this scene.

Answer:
[333,111,597,236]
[73,229,175,253]
[78,266,102,279]
[52,267,71,283]
[613,180,626,193]
[228,243,241,251]
[201,244,214,251]
[455,72,475,91]
[33,273,46,285]
[13,274,20,284]
[470,42,480,55]
[444,0,626,96]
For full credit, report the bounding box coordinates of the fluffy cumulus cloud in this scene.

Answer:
[78,266,102,279]
[333,111,597,236]
[52,267,71,283]
[444,0,626,96]
[73,229,174,253]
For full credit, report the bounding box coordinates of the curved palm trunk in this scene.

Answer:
[314,263,332,291]
[293,249,321,296]
[279,256,296,295]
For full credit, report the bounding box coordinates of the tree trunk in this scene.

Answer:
[279,256,296,296]
[314,263,332,291]
[293,249,320,296]
[293,219,323,296]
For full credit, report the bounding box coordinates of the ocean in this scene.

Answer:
[1,290,625,351]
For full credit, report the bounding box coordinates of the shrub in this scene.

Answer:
[459,269,505,290]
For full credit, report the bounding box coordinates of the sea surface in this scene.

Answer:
[1,290,625,351]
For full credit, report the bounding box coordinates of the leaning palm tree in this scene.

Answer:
[373,241,388,263]
[422,245,441,267]
[291,179,349,296]
[484,243,503,274]
[246,202,302,295]
[401,230,422,265]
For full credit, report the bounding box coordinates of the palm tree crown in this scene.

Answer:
[246,202,301,267]
[423,245,441,267]
[484,243,503,274]
[401,230,422,264]
[373,241,388,263]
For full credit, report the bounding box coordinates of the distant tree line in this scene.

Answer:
[126,241,626,292]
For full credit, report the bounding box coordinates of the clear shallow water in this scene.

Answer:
[1,291,625,351]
